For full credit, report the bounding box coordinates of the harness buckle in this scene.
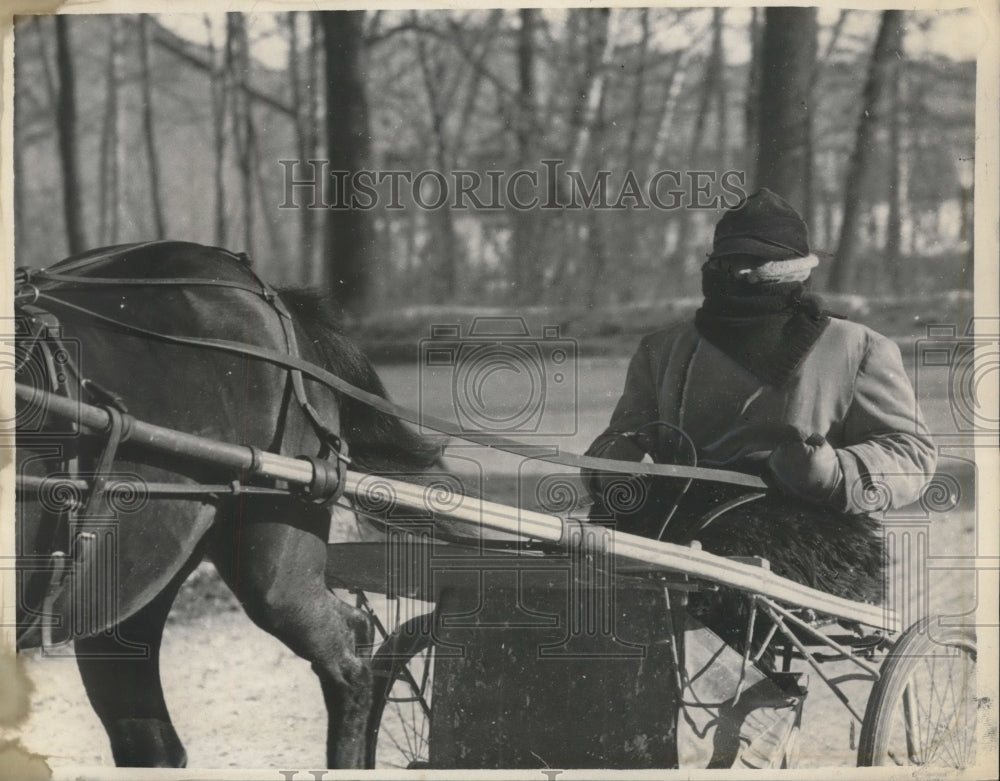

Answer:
[41,552,68,652]
[294,450,347,507]
[292,436,349,507]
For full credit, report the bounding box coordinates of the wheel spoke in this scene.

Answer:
[370,638,434,769]
[857,618,976,770]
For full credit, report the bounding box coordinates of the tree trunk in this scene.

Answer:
[33,18,57,105]
[573,9,613,307]
[227,15,255,252]
[547,9,615,300]
[807,10,849,236]
[307,15,322,285]
[624,8,649,169]
[415,26,459,300]
[568,9,612,171]
[288,11,317,280]
[98,18,121,244]
[744,8,762,177]
[450,10,503,160]
[512,8,538,303]
[827,10,904,292]
[205,14,227,246]
[885,58,904,291]
[139,15,167,239]
[54,15,86,255]
[648,48,689,173]
[321,10,372,315]
[713,9,728,171]
[668,18,723,293]
[620,8,650,302]
[755,7,817,212]
[584,88,611,308]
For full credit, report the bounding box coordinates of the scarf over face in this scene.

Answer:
[694,258,833,387]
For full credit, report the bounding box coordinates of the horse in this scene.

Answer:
[14,240,441,768]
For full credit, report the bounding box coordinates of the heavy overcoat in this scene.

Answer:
[585,318,937,623]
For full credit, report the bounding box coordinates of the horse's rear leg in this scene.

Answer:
[74,552,201,767]
[210,499,371,768]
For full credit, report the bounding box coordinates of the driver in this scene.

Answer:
[584,188,937,649]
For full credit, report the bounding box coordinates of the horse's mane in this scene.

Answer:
[278,288,444,476]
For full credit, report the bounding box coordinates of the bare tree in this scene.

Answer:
[54,15,86,255]
[139,15,167,239]
[307,15,322,284]
[668,13,725,290]
[648,49,692,173]
[744,8,762,177]
[227,14,255,251]
[885,56,905,284]
[414,22,459,299]
[288,11,318,277]
[618,9,651,302]
[807,10,850,233]
[828,10,904,292]
[147,18,294,117]
[548,8,614,301]
[567,9,613,172]
[205,14,228,246]
[452,11,503,156]
[321,10,372,314]
[98,18,122,244]
[624,9,650,169]
[713,9,728,172]
[755,7,817,211]
[512,8,538,302]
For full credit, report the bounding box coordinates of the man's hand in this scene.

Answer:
[586,433,650,512]
[766,433,845,508]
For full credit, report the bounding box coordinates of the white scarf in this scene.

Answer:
[736,254,819,284]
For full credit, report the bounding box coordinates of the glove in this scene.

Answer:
[585,433,649,511]
[766,433,845,508]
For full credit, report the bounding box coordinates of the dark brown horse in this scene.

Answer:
[14,241,440,767]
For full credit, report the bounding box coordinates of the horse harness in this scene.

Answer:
[14,243,351,647]
[16,240,350,483]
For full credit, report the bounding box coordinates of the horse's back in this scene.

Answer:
[49,240,256,283]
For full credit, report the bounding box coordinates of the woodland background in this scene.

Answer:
[14,8,976,335]
[6,13,989,769]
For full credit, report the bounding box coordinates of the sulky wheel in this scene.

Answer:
[365,611,435,769]
[857,616,977,768]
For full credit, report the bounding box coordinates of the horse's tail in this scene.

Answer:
[279,289,445,476]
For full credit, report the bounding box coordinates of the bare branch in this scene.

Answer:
[133,16,295,118]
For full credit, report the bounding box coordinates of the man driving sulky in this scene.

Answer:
[584,188,937,653]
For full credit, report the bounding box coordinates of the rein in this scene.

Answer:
[15,245,766,490]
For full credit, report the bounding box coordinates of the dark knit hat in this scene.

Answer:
[709,188,810,262]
